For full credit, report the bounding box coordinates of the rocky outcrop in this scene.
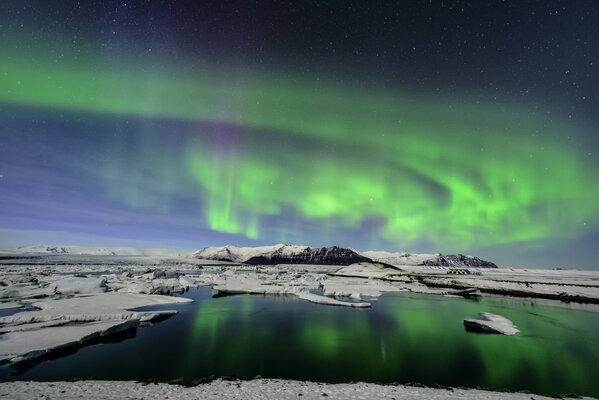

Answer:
[244,246,371,266]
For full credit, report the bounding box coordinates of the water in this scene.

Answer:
[1,288,598,397]
[0,308,25,318]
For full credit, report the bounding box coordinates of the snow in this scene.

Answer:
[0,302,22,310]
[0,250,598,398]
[297,291,371,307]
[464,312,520,335]
[1,245,181,257]
[334,262,403,278]
[4,292,190,318]
[2,252,598,312]
[194,244,370,264]
[400,265,599,302]
[0,292,191,363]
[360,250,441,266]
[322,276,406,300]
[0,379,589,400]
[52,276,108,295]
[193,244,291,263]
[1,249,598,370]
[0,319,140,362]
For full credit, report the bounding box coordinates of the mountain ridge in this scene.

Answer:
[193,244,498,268]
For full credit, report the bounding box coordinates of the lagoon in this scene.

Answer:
[2,289,598,397]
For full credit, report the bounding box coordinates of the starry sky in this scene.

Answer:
[1,1,598,268]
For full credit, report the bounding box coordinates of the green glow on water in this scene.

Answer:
[7,291,599,397]
[179,292,599,396]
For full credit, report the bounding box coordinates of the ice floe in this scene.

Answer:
[463,312,520,335]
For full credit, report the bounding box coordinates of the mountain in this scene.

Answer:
[362,250,497,268]
[192,244,293,263]
[193,244,371,265]
[3,245,180,257]
[12,245,121,255]
[8,244,496,268]
[193,244,497,267]
[421,254,497,268]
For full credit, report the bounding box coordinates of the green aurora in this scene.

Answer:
[1,50,598,252]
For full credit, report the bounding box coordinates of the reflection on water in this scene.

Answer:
[1,288,598,397]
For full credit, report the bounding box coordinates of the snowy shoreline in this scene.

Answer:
[1,379,596,400]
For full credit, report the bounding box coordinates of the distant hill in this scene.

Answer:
[361,250,497,268]
[2,245,180,257]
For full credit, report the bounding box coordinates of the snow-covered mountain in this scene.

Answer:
[194,245,498,267]
[361,250,497,268]
[421,254,497,268]
[3,245,179,257]
[193,244,371,265]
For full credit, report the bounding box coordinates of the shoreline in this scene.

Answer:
[0,379,595,400]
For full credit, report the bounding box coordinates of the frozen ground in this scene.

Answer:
[1,379,594,400]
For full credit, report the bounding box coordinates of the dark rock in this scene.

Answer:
[45,246,68,254]
[244,246,372,266]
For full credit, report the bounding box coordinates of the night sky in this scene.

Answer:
[1,1,598,268]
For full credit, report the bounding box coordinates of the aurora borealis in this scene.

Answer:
[1,1,598,267]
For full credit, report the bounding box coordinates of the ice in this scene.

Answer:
[0,302,22,310]
[0,319,140,362]
[464,312,520,335]
[322,276,405,300]
[52,276,108,295]
[400,265,599,303]
[1,249,598,399]
[0,292,191,363]
[1,249,598,367]
[297,291,371,308]
[360,250,440,266]
[334,262,404,278]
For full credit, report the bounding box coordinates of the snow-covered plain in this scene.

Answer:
[1,379,595,400]
[1,246,598,399]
